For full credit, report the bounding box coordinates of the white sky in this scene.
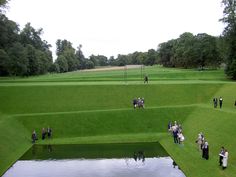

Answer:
[6,0,225,59]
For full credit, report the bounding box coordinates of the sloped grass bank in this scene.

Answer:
[0,114,31,176]
[0,84,222,114]
[161,106,236,177]
[15,106,194,139]
[0,106,194,176]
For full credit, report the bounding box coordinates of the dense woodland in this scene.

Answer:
[0,0,236,79]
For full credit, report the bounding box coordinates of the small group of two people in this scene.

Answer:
[196,132,209,160]
[213,97,223,108]
[219,146,229,170]
[132,97,145,108]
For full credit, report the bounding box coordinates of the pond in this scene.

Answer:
[3,142,186,177]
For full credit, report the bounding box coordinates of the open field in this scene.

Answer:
[0,65,236,177]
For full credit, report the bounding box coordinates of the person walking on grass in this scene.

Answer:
[196,133,204,151]
[144,75,148,84]
[178,131,185,145]
[202,141,209,160]
[222,149,229,170]
[133,98,137,109]
[219,97,223,109]
[173,129,179,144]
[213,97,218,108]
[219,147,225,166]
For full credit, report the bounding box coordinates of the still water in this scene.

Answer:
[3,143,186,177]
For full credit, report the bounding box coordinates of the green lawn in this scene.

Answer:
[0,66,235,177]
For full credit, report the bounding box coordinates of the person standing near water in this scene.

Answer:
[47,126,52,138]
[42,128,46,140]
[32,130,37,143]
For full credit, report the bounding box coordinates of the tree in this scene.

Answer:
[158,39,176,67]
[85,60,94,69]
[26,44,39,75]
[146,49,157,65]
[0,49,10,75]
[0,14,19,49]
[20,23,51,51]
[221,0,236,79]
[0,0,10,13]
[158,32,222,69]
[116,54,128,66]
[195,33,221,68]
[75,45,86,69]
[89,55,108,66]
[63,49,78,71]
[55,39,78,71]
[55,55,68,73]
[7,42,28,76]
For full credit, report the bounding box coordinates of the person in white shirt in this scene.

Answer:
[222,149,229,170]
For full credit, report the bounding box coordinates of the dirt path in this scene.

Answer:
[81,65,142,72]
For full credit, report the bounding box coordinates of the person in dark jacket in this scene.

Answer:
[133,98,137,109]
[42,128,46,140]
[173,129,179,144]
[219,146,225,166]
[219,97,223,108]
[32,130,37,143]
[47,126,52,138]
[144,75,148,83]
[202,141,209,160]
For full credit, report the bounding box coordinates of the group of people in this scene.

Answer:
[195,132,209,160]
[195,132,229,169]
[168,121,185,145]
[132,97,145,108]
[213,97,236,109]
[213,97,223,108]
[31,127,52,143]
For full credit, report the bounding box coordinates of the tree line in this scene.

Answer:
[0,14,53,76]
[1,0,236,79]
[157,32,223,69]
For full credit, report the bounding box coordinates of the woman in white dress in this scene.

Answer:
[222,149,229,170]
[196,133,204,151]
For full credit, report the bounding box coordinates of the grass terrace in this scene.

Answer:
[0,65,235,177]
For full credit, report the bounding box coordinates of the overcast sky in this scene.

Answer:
[6,0,225,59]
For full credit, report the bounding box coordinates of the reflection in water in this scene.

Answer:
[47,145,52,152]
[32,145,36,156]
[3,157,186,177]
[173,161,177,168]
[3,143,186,177]
[134,151,145,162]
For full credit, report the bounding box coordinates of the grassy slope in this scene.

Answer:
[0,84,221,114]
[0,66,235,177]
[161,84,236,177]
[16,106,194,139]
[0,114,31,175]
